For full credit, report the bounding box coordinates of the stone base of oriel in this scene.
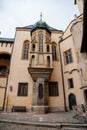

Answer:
[32,105,49,114]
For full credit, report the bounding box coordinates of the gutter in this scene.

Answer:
[58,40,67,111]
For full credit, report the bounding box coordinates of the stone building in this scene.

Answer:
[0,0,86,113]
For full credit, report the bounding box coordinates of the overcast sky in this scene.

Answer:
[0,0,79,38]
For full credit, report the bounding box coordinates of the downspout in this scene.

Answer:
[58,40,67,111]
[2,71,9,111]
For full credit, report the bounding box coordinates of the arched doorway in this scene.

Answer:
[69,93,77,110]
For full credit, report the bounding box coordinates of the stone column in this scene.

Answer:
[32,78,48,114]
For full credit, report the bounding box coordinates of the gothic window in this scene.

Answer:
[68,78,74,89]
[46,37,50,43]
[64,49,73,64]
[47,45,50,52]
[32,36,36,43]
[47,56,50,67]
[18,83,28,96]
[48,82,59,96]
[39,34,43,52]
[32,44,35,52]
[23,43,29,59]
[52,45,57,61]
[31,55,35,67]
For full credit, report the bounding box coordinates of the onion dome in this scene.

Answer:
[31,13,51,35]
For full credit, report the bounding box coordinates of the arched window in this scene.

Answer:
[47,45,50,52]
[47,56,50,67]
[39,34,43,52]
[32,44,35,52]
[31,55,35,67]
[23,42,29,59]
[52,44,57,61]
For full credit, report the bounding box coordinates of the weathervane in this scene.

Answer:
[40,12,42,21]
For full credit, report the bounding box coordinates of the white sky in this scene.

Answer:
[0,0,79,38]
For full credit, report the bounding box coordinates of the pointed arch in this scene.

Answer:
[22,40,29,59]
[69,93,77,110]
[51,42,57,61]
[47,56,50,67]
[31,55,35,67]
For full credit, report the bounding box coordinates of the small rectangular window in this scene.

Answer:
[48,82,59,96]
[68,78,74,89]
[18,83,28,96]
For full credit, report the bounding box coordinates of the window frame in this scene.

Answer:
[48,82,59,96]
[22,43,29,60]
[52,44,57,61]
[32,44,35,52]
[18,83,28,96]
[64,49,73,65]
[39,34,43,52]
[47,45,50,52]
[68,78,74,89]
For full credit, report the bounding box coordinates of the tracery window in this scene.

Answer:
[39,34,43,52]
[52,45,57,61]
[23,42,29,59]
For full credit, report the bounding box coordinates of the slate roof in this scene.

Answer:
[23,24,60,31]
[0,38,14,43]
[17,19,63,33]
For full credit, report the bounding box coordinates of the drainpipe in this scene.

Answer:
[2,73,9,111]
[58,40,67,111]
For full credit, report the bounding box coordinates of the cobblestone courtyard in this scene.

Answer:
[0,111,87,130]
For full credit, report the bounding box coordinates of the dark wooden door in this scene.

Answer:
[69,94,77,110]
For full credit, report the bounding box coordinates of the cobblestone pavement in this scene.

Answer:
[0,111,80,123]
[0,111,86,130]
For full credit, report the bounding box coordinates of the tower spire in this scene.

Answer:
[40,12,42,21]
